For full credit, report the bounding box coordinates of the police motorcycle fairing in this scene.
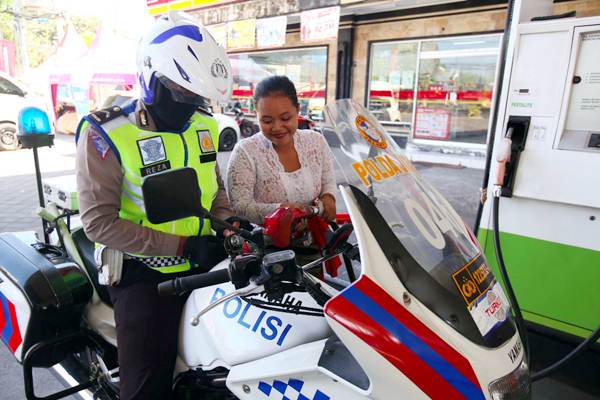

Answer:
[0,100,530,400]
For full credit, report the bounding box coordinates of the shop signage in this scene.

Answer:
[146,0,240,16]
[256,16,287,47]
[192,1,298,26]
[300,6,340,43]
[207,23,228,48]
[299,0,339,11]
[228,19,256,49]
[414,107,451,140]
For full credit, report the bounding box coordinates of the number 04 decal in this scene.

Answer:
[404,189,468,250]
[405,199,445,249]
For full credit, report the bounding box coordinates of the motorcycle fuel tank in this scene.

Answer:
[179,263,331,368]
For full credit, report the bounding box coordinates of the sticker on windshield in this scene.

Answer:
[355,115,387,149]
[452,257,509,336]
[469,282,510,336]
[452,258,494,307]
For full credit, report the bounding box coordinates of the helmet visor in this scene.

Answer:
[157,74,207,106]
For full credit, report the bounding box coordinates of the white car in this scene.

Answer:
[0,72,53,151]
[212,112,240,152]
[103,94,241,152]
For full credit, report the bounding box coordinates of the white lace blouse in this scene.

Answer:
[226,130,336,223]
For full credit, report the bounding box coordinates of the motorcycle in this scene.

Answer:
[232,107,260,139]
[0,99,529,400]
[233,107,316,139]
[297,114,316,130]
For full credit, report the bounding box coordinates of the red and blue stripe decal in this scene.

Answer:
[0,291,23,353]
[324,276,484,399]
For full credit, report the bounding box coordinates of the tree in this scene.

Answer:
[0,1,99,70]
[71,14,99,47]
[0,0,15,41]
[24,15,58,67]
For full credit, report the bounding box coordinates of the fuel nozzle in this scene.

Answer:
[493,116,530,198]
[493,127,514,196]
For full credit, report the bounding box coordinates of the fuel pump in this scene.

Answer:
[478,0,600,382]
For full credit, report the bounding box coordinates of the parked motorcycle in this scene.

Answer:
[0,100,529,400]
[233,107,317,139]
[297,114,316,130]
[233,107,260,138]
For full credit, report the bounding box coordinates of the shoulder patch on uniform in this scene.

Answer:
[90,132,110,160]
[88,106,124,125]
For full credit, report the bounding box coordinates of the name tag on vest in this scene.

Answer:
[140,160,171,177]
[199,153,217,163]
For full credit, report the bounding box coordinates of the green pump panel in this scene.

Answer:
[478,16,600,340]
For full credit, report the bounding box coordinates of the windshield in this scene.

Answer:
[323,99,514,347]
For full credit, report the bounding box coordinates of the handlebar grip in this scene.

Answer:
[158,268,230,296]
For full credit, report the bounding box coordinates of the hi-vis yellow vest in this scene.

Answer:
[77,104,220,273]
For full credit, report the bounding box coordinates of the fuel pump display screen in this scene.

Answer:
[559,29,600,152]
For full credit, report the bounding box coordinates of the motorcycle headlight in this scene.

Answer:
[488,360,531,400]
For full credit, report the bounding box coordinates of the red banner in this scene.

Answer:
[0,40,16,77]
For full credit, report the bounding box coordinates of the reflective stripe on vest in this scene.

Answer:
[81,111,220,273]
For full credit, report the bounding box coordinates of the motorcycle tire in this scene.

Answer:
[218,127,238,151]
[298,121,311,130]
[0,122,21,151]
[173,368,237,400]
[240,121,257,138]
[58,348,119,400]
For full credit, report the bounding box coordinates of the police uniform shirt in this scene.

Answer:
[76,100,234,257]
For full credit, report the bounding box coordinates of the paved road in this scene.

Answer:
[0,134,80,399]
[0,133,598,400]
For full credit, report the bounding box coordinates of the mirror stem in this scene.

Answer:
[200,209,254,240]
[32,147,49,243]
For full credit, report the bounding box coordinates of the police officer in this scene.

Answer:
[76,12,238,399]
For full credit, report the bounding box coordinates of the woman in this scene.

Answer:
[227,75,336,225]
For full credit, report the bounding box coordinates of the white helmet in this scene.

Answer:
[136,11,232,105]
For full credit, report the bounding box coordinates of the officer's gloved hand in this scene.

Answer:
[216,216,253,239]
[183,236,227,272]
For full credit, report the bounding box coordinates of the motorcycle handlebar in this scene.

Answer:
[158,268,231,296]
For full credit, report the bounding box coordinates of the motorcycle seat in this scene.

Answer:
[71,228,113,306]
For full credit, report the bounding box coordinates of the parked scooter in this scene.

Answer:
[233,107,317,138]
[297,114,316,130]
[0,100,530,400]
[233,107,260,138]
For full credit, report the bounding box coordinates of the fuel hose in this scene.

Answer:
[492,194,600,382]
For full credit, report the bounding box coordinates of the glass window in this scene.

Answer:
[415,35,500,144]
[0,76,24,96]
[367,35,501,145]
[228,47,328,120]
[368,42,418,125]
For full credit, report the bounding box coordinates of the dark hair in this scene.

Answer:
[253,75,299,108]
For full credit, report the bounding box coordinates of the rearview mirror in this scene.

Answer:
[142,168,204,224]
[324,223,354,256]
